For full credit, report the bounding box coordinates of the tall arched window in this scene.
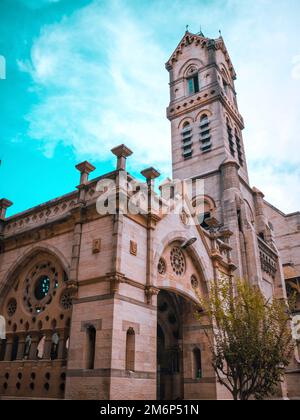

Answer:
[227,118,235,157]
[199,114,212,152]
[187,69,200,95]
[193,347,202,379]
[86,326,96,370]
[181,122,193,159]
[11,335,19,361]
[126,328,135,371]
[235,129,244,166]
[194,196,215,230]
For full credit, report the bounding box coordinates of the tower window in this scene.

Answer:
[199,114,212,152]
[86,325,96,370]
[181,122,193,159]
[193,347,202,379]
[187,73,199,95]
[235,129,244,166]
[222,78,229,96]
[126,328,135,371]
[198,212,211,230]
[227,120,235,157]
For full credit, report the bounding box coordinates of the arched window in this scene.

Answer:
[187,69,200,95]
[193,347,202,379]
[11,335,19,361]
[199,114,212,152]
[181,122,193,159]
[86,326,96,370]
[126,328,135,371]
[235,129,244,166]
[226,118,235,157]
[194,197,215,230]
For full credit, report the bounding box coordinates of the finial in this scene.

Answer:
[111,144,133,171]
[185,24,189,32]
[198,25,204,37]
[219,29,222,37]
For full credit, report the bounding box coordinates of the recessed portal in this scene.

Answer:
[157,290,184,400]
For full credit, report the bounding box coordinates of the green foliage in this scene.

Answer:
[197,278,294,400]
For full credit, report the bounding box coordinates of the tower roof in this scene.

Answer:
[165,31,236,80]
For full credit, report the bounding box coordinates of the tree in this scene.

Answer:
[197,278,294,400]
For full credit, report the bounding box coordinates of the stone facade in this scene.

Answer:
[0,31,299,400]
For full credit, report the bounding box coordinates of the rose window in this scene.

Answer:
[170,246,186,276]
[34,276,50,300]
[23,261,63,315]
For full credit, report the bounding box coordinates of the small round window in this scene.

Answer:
[34,276,50,301]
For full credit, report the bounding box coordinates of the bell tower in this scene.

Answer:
[166,30,249,184]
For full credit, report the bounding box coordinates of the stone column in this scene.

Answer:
[109,144,133,292]
[0,198,13,220]
[75,161,96,203]
[253,187,269,239]
[29,335,39,360]
[141,167,161,304]
[44,331,52,359]
[4,335,13,361]
[17,333,25,360]
[220,158,245,279]
[57,329,66,359]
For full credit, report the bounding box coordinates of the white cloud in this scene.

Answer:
[19,0,300,213]
[19,0,171,173]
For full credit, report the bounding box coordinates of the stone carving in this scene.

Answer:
[130,240,137,256]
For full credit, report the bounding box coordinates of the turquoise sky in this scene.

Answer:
[1,0,300,217]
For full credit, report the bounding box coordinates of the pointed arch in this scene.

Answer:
[0,244,70,300]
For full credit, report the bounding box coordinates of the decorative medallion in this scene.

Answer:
[7,298,17,317]
[170,246,186,276]
[60,291,73,310]
[158,258,166,275]
[191,275,199,289]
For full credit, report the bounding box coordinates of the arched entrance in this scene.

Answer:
[156,288,215,400]
[157,290,186,400]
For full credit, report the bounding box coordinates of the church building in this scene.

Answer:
[0,31,299,400]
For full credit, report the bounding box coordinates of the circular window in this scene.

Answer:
[60,292,72,310]
[157,258,166,275]
[7,298,17,317]
[170,246,186,276]
[191,275,199,289]
[34,276,50,301]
